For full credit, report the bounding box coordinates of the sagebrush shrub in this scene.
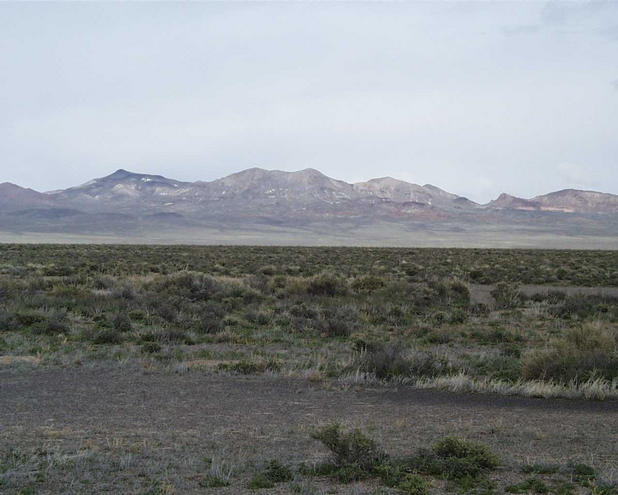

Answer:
[112,312,132,332]
[311,423,388,471]
[93,329,122,345]
[491,282,521,309]
[522,325,618,381]
[321,306,359,337]
[307,273,347,297]
[351,276,385,293]
[413,437,499,480]
[354,343,446,379]
[261,460,293,483]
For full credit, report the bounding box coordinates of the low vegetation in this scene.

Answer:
[0,245,617,400]
[301,423,500,493]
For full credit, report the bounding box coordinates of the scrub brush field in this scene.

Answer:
[1,245,617,494]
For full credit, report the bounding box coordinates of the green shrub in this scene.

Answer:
[154,302,178,323]
[15,312,46,328]
[413,437,499,480]
[352,276,385,293]
[262,460,293,483]
[0,311,16,331]
[310,423,388,472]
[195,302,225,334]
[199,475,230,488]
[377,464,429,494]
[93,329,123,345]
[522,326,618,381]
[469,303,490,317]
[128,309,148,322]
[550,295,618,321]
[354,343,445,380]
[396,474,430,495]
[321,306,359,337]
[112,312,132,332]
[567,462,595,482]
[425,328,451,344]
[93,275,116,290]
[449,308,468,324]
[307,273,347,297]
[156,272,223,301]
[218,358,281,375]
[31,311,69,335]
[248,474,275,489]
[141,342,162,354]
[553,482,577,495]
[506,478,549,493]
[432,437,499,470]
[491,282,521,309]
[355,343,412,379]
[449,281,470,306]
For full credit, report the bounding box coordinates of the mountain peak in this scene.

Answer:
[108,169,134,178]
[293,168,325,177]
[0,182,51,209]
[0,181,22,189]
[2,167,616,226]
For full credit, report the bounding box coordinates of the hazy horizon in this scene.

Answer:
[2,2,617,203]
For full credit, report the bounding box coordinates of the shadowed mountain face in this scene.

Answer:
[0,183,54,211]
[1,168,617,243]
[40,168,478,220]
[489,190,618,214]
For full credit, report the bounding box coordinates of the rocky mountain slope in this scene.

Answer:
[1,167,616,243]
[489,190,618,214]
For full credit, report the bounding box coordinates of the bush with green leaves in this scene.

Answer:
[307,426,498,492]
[311,423,388,473]
[248,474,274,489]
[522,325,618,381]
[549,294,618,322]
[141,342,161,354]
[321,306,359,337]
[307,272,348,297]
[93,329,123,345]
[248,460,293,489]
[351,275,385,293]
[199,475,229,488]
[262,460,293,483]
[376,464,429,494]
[217,358,281,375]
[112,312,132,332]
[413,436,500,480]
[353,343,446,380]
[506,478,549,493]
[491,282,522,309]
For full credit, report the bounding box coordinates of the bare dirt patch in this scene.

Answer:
[1,367,616,493]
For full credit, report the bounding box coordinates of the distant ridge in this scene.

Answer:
[1,167,617,245]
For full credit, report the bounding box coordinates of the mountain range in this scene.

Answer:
[1,168,617,247]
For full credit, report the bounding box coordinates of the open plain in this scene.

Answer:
[1,245,617,494]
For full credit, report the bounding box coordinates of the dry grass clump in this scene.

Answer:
[351,342,448,380]
[522,325,618,382]
[416,372,618,399]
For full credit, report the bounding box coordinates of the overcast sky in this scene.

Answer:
[1,2,617,203]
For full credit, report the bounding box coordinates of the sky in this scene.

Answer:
[1,1,617,203]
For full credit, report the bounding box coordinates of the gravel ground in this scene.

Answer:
[1,367,617,493]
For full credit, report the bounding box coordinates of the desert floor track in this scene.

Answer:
[1,367,617,493]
